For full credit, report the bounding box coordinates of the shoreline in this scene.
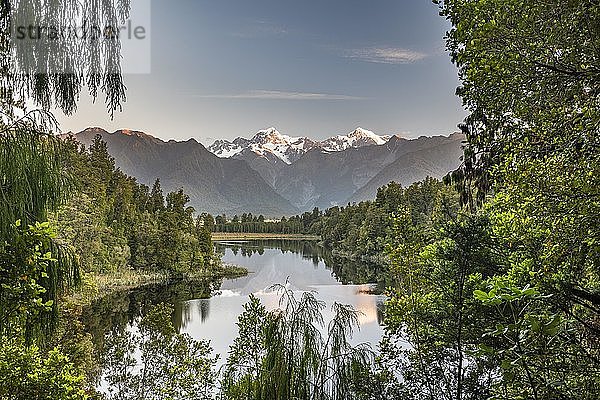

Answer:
[62,263,248,312]
[212,232,321,241]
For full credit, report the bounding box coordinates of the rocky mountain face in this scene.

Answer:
[346,133,465,204]
[61,128,300,216]
[208,127,395,186]
[272,133,465,210]
[63,127,464,215]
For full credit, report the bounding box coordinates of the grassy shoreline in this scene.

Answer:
[62,263,248,312]
[212,232,321,241]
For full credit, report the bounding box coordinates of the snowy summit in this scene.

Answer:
[208,127,391,164]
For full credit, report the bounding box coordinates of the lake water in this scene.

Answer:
[83,239,386,378]
[179,240,386,361]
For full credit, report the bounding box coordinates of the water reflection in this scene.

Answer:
[177,240,385,362]
[216,239,390,292]
[83,240,386,379]
[81,278,220,355]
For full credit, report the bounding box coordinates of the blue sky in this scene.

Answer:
[57,0,466,143]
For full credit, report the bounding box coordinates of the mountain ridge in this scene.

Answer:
[272,133,464,210]
[208,127,393,165]
[60,127,464,215]
[60,128,300,216]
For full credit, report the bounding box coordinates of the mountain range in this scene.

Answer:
[60,128,298,216]
[209,127,390,161]
[61,127,464,216]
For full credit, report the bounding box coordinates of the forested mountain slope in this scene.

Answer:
[62,128,299,216]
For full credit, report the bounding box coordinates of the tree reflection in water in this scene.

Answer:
[215,239,390,292]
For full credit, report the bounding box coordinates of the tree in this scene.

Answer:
[0,129,69,238]
[222,286,374,400]
[222,294,269,398]
[88,135,115,187]
[102,304,218,400]
[2,0,130,116]
[55,135,216,277]
[395,1,600,397]
[149,178,166,213]
[215,214,226,226]
[0,338,88,400]
[437,1,600,318]
[0,220,92,399]
[0,221,59,340]
[0,129,80,328]
[473,279,599,399]
[202,213,215,233]
[439,0,600,208]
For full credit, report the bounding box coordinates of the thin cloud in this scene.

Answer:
[195,90,366,101]
[231,20,289,38]
[345,47,427,64]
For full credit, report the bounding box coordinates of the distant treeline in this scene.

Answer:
[212,177,457,262]
[212,210,320,234]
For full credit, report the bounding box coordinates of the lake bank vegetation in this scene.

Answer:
[211,232,320,241]
[0,127,247,398]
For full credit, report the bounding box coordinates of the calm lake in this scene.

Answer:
[82,239,386,377]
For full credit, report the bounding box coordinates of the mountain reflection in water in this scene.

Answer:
[82,240,386,374]
[177,240,385,360]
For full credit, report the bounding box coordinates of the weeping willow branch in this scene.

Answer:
[223,284,374,400]
[1,0,131,117]
[0,125,80,342]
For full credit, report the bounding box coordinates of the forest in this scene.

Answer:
[57,135,216,275]
[1,0,600,399]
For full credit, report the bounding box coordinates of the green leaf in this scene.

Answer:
[474,290,489,301]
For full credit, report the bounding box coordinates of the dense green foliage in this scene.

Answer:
[439,0,600,340]
[0,221,59,340]
[0,338,88,400]
[0,129,80,339]
[103,303,218,400]
[56,135,215,276]
[0,129,220,398]
[315,178,458,259]
[365,1,600,399]
[378,192,600,398]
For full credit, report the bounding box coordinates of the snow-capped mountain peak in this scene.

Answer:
[349,127,387,144]
[247,128,311,164]
[320,127,390,152]
[252,127,292,145]
[208,127,391,163]
[208,139,244,158]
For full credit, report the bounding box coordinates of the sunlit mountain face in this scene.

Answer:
[208,127,392,164]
